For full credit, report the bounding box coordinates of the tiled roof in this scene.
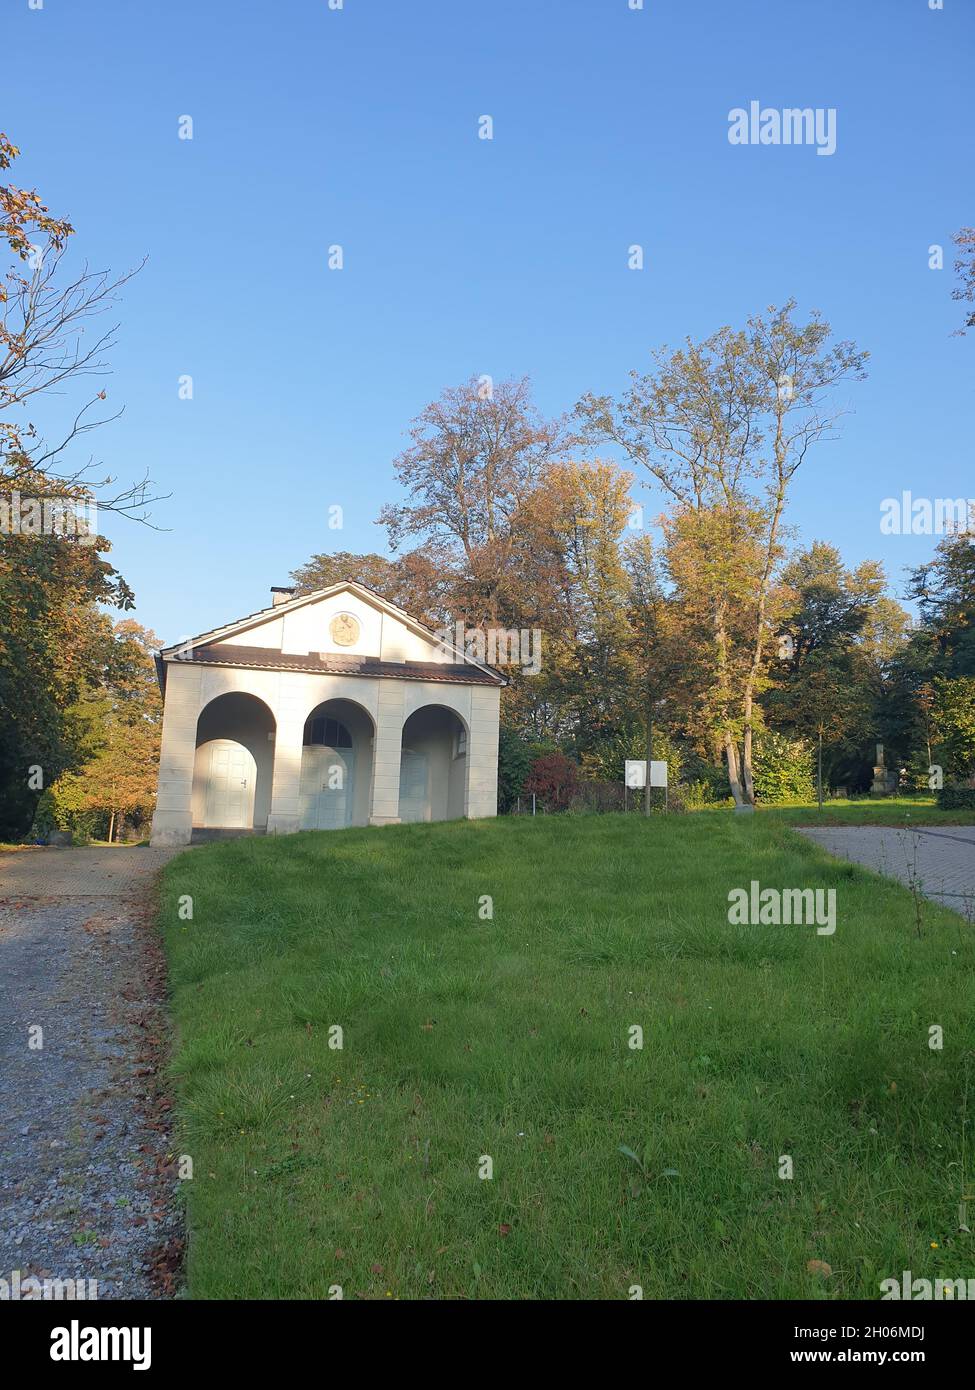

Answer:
[170,643,505,686]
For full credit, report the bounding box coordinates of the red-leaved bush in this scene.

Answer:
[524,752,579,812]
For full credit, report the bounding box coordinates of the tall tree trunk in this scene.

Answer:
[742,688,756,804]
[817,725,824,811]
[725,731,745,805]
[644,614,655,816]
[644,708,653,816]
[740,420,790,805]
[107,809,115,843]
[714,598,744,805]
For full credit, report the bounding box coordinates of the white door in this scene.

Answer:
[399,749,429,823]
[299,745,355,830]
[203,740,256,828]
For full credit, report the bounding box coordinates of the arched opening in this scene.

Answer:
[193,692,276,831]
[399,705,468,823]
[300,698,375,829]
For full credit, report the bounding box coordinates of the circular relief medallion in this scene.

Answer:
[329,612,360,647]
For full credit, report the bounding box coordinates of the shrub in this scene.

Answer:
[897,754,934,794]
[936,785,975,811]
[30,776,101,844]
[572,780,625,814]
[678,778,730,809]
[497,726,535,814]
[525,752,579,812]
[579,731,684,786]
[678,750,732,804]
[752,731,815,804]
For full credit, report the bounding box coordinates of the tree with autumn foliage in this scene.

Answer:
[286,322,973,811]
[951,228,975,336]
[576,302,868,805]
[41,620,162,842]
[0,484,136,837]
[0,136,147,837]
[504,459,639,750]
[1,133,153,516]
[0,132,72,257]
[290,549,456,629]
[59,717,160,842]
[378,376,568,628]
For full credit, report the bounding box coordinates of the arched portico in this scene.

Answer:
[192,692,276,832]
[398,704,468,823]
[299,698,375,828]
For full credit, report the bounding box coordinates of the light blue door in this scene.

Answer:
[299,745,355,829]
[399,749,429,823]
[203,740,256,828]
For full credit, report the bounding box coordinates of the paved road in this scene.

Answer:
[0,846,180,898]
[0,847,184,1299]
[797,825,975,922]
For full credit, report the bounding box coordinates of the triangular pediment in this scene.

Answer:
[159,582,502,682]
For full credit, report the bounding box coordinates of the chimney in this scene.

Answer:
[271,586,296,608]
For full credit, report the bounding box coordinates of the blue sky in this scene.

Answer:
[6,0,972,642]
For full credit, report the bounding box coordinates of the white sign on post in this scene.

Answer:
[624,760,647,789]
[649,760,668,788]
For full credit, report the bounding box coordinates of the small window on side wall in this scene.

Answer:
[455,727,468,758]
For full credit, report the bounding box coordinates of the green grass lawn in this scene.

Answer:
[159,813,975,1300]
[755,794,975,828]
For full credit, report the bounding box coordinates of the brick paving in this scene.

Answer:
[797,825,975,922]
[0,846,182,900]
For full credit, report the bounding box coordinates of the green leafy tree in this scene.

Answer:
[906,527,975,677]
[932,676,975,783]
[766,544,907,792]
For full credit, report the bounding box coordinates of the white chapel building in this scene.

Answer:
[149,582,504,846]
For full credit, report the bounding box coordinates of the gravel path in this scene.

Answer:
[0,848,184,1299]
[797,825,975,922]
